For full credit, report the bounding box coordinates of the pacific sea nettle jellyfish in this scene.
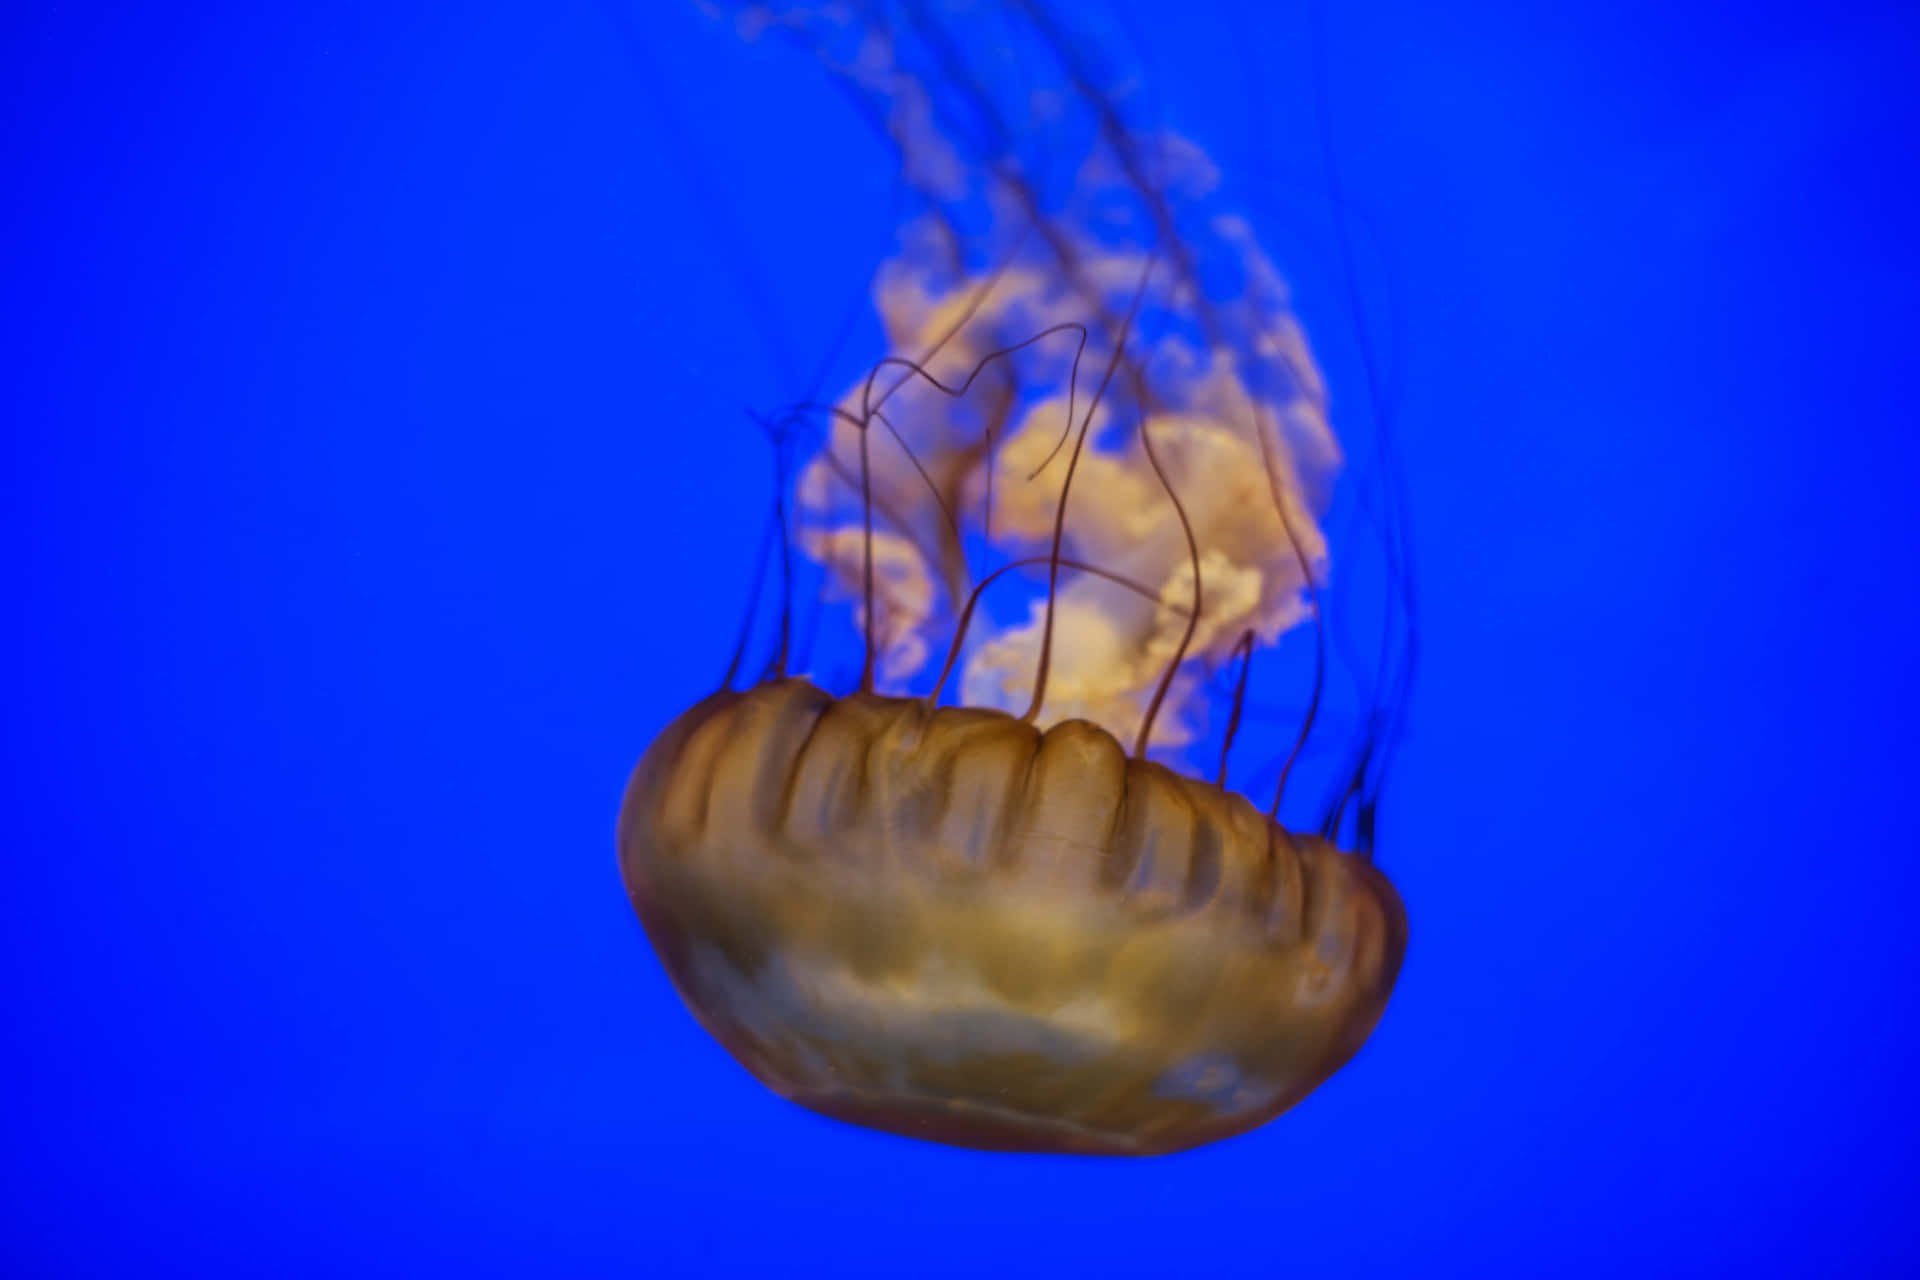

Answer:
[619,0,1413,1156]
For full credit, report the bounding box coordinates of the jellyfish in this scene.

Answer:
[618,0,1413,1156]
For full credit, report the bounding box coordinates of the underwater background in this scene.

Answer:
[6,0,1918,1275]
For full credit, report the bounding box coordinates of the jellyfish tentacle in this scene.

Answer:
[864,219,1038,420]
[1215,629,1256,789]
[857,399,878,693]
[719,503,779,694]
[1131,374,1204,759]
[1021,255,1155,726]
[1250,398,1328,819]
[860,322,1088,415]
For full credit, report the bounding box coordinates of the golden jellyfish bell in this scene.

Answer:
[620,680,1405,1156]
[619,0,1413,1156]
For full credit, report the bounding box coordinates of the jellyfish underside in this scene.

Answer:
[618,0,1410,1155]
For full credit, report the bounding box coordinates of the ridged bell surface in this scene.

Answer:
[618,678,1406,1156]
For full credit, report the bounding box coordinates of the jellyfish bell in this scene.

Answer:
[618,0,1413,1155]
[621,678,1404,1156]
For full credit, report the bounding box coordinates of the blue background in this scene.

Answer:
[6,1,1918,1275]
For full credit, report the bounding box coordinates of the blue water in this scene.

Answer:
[6,1,1917,1275]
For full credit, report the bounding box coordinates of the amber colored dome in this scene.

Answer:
[619,678,1406,1156]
